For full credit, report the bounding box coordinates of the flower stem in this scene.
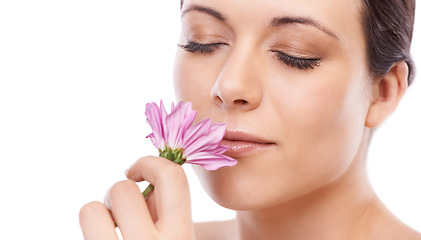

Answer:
[142,183,154,198]
[141,147,185,198]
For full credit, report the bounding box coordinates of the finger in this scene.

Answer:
[125,156,193,235]
[79,201,118,240]
[105,180,158,239]
[145,190,158,223]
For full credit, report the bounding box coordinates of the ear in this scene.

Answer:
[365,61,409,128]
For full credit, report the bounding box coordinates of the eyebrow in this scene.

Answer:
[181,4,226,21]
[270,16,339,40]
[181,5,339,41]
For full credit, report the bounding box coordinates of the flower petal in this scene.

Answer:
[145,100,238,171]
[184,122,226,156]
[145,102,166,149]
[183,119,211,146]
[211,144,230,155]
[164,102,196,148]
[146,133,161,150]
[186,152,237,170]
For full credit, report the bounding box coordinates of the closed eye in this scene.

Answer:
[178,41,227,54]
[271,51,321,70]
[179,42,321,70]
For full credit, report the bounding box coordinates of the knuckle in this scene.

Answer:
[157,162,188,185]
[79,201,106,220]
[108,180,138,200]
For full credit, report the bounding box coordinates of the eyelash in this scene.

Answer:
[272,51,321,70]
[178,41,226,54]
[178,41,321,70]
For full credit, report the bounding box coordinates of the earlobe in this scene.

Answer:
[365,61,409,128]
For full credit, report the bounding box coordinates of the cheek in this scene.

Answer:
[173,51,198,102]
[173,50,229,124]
[173,51,217,104]
[255,67,367,192]
[275,68,369,182]
[288,80,353,136]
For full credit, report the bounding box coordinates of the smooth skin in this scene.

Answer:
[80,0,421,239]
[80,156,195,240]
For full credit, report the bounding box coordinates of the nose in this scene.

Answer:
[211,46,263,111]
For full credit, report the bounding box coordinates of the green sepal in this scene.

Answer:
[159,146,186,165]
[142,146,186,199]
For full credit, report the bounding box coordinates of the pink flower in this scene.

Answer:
[145,100,237,170]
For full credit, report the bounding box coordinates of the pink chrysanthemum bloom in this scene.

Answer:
[145,100,237,171]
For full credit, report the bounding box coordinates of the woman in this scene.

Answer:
[80,0,420,239]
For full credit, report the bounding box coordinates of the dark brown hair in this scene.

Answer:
[180,0,416,85]
[361,0,416,85]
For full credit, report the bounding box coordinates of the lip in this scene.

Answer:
[221,130,276,158]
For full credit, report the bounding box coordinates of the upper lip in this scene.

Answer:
[223,130,275,144]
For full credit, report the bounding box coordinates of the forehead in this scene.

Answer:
[182,0,362,19]
[182,0,364,44]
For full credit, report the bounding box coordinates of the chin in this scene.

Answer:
[192,155,350,212]
[192,162,296,211]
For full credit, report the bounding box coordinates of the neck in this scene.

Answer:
[235,133,377,240]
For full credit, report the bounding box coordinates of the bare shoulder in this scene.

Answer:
[375,218,421,240]
[367,201,421,240]
[372,220,421,240]
[194,219,237,240]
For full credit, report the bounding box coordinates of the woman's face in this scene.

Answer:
[173,0,371,210]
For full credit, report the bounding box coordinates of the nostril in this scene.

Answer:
[215,96,224,105]
[234,99,248,105]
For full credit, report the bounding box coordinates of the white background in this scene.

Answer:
[0,1,420,239]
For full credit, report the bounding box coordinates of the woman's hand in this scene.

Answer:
[79,156,195,240]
